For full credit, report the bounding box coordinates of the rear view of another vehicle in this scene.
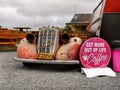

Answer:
[100,0,120,48]
[90,0,120,72]
[90,0,120,48]
[90,0,106,37]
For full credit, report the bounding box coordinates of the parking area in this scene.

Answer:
[0,52,120,90]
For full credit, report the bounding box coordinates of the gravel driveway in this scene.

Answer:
[0,52,120,90]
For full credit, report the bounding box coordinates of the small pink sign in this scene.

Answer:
[79,37,111,68]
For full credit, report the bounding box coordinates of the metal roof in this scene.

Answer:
[66,14,92,25]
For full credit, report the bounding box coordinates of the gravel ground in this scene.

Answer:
[0,51,120,90]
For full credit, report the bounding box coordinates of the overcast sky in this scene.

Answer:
[0,0,101,30]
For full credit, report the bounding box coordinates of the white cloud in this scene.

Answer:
[0,0,101,30]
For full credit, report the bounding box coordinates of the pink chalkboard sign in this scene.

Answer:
[79,37,111,68]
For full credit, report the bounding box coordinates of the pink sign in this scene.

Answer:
[79,37,111,68]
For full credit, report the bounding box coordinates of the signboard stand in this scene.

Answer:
[79,37,116,78]
[81,67,116,78]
